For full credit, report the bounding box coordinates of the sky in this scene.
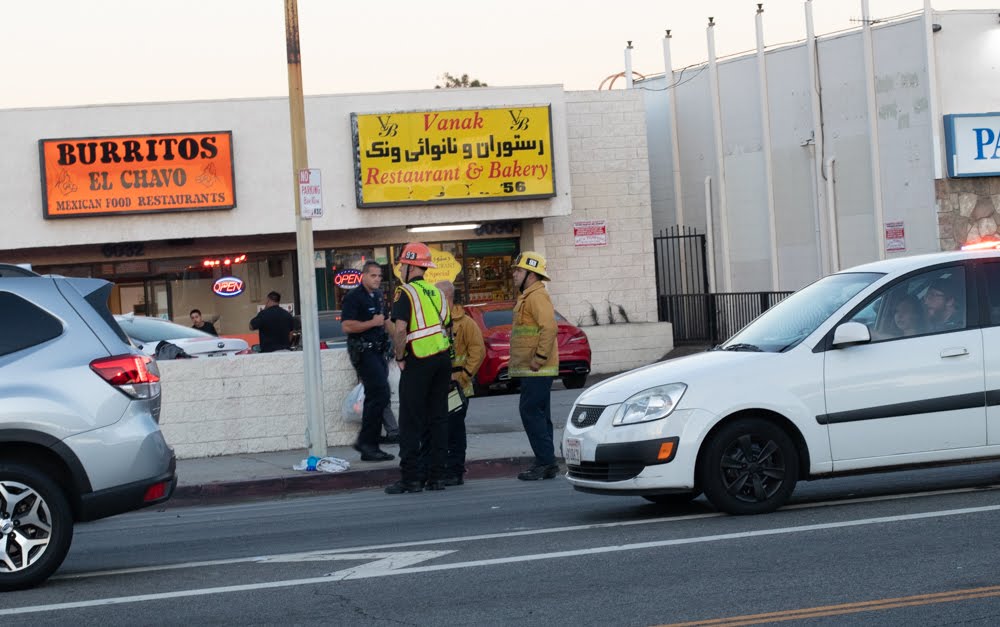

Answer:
[1,0,994,110]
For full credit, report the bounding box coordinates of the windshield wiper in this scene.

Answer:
[722,343,763,352]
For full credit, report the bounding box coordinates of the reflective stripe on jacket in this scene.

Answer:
[399,280,450,358]
[509,282,559,377]
[450,304,486,396]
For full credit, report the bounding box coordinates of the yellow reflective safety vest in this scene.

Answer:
[397,279,450,358]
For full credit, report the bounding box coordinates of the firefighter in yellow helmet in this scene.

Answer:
[385,243,453,494]
[510,251,561,481]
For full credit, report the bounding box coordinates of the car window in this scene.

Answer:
[0,291,64,356]
[981,262,1000,326]
[722,272,882,352]
[848,266,967,340]
[117,316,213,342]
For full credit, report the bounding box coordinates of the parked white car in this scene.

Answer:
[563,249,1000,514]
[115,314,249,358]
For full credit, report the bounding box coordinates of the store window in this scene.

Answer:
[384,239,518,305]
[39,253,296,336]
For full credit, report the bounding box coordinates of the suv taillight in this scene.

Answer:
[90,354,161,400]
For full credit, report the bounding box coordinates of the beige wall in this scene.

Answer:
[543,90,658,327]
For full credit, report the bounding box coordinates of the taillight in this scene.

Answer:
[143,481,169,502]
[567,331,587,343]
[90,354,161,400]
[319,341,329,350]
[236,348,252,355]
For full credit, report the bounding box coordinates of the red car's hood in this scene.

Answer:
[483,323,579,346]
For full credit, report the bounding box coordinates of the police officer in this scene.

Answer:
[341,260,394,462]
[510,251,560,481]
[385,243,452,494]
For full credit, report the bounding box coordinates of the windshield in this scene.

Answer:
[117,317,214,342]
[722,272,883,352]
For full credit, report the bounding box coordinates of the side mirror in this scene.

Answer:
[832,321,871,348]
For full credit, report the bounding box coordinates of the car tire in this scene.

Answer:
[0,462,74,591]
[697,418,798,516]
[642,492,701,506]
[562,374,587,389]
[473,381,491,397]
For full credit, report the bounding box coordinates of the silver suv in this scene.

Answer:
[0,266,176,590]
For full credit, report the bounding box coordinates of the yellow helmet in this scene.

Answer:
[512,251,550,280]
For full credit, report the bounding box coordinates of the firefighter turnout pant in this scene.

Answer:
[397,351,452,483]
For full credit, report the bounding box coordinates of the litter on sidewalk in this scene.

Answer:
[293,456,351,473]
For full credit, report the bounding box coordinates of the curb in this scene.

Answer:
[169,456,542,507]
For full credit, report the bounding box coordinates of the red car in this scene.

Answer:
[463,301,592,393]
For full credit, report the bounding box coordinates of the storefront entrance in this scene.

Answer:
[113,280,171,318]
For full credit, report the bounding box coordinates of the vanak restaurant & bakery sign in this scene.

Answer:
[352,106,555,207]
[39,131,236,218]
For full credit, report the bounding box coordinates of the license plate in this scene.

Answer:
[564,437,582,466]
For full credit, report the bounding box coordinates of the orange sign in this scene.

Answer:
[39,131,236,218]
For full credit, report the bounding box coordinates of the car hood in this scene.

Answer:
[575,349,773,406]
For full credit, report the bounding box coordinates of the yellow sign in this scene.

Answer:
[39,131,235,219]
[352,106,555,207]
[393,249,462,284]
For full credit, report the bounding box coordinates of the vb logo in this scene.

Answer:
[377,115,398,137]
[508,109,529,131]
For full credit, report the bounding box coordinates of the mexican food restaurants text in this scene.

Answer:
[39,131,235,218]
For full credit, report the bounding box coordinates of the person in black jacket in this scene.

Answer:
[190,309,218,336]
[342,261,395,462]
[249,291,295,352]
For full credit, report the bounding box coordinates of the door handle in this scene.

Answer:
[940,347,969,358]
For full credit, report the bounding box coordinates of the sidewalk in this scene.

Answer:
[169,357,701,506]
[172,428,564,506]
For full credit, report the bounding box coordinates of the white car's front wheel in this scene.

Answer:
[698,418,799,515]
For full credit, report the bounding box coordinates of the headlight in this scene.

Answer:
[612,384,687,426]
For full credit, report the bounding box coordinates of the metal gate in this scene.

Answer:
[653,226,792,345]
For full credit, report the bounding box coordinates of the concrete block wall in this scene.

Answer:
[545,90,658,329]
[585,322,673,375]
[158,350,359,459]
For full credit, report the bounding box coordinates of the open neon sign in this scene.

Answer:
[334,269,363,289]
[212,276,245,297]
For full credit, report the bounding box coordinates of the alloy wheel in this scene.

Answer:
[717,434,787,504]
[0,480,53,573]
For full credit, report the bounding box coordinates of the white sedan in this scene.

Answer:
[563,249,1000,514]
[114,314,249,358]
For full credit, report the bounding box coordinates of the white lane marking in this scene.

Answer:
[8,503,1000,617]
[58,482,1000,581]
[55,511,723,580]
[259,550,453,578]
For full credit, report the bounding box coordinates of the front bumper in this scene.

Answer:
[562,406,716,494]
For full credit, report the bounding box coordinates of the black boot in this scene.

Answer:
[385,480,424,494]
[517,463,560,481]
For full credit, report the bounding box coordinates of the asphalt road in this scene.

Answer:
[7,461,1000,626]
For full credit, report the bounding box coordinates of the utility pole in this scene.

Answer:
[284,0,326,457]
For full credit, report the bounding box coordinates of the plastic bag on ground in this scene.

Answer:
[342,382,365,423]
[293,456,351,472]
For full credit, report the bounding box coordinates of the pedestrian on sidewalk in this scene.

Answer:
[435,280,485,486]
[341,260,395,462]
[249,291,295,352]
[385,243,452,494]
[510,251,560,481]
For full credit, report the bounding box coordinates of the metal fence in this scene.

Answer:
[660,291,794,345]
[653,225,794,345]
